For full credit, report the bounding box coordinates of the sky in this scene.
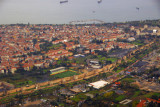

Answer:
[0,0,159,24]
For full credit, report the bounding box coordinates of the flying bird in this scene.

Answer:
[136,7,140,10]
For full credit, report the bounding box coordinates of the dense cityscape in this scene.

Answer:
[0,20,159,106]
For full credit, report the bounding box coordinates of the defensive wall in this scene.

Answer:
[0,41,155,99]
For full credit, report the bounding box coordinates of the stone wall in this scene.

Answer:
[0,92,3,96]
[7,87,21,94]
[23,85,36,91]
[0,42,155,99]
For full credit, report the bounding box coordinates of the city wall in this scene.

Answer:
[0,42,154,98]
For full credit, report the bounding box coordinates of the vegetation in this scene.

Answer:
[103,91,114,98]
[132,90,141,98]
[40,41,63,52]
[51,71,78,78]
[131,40,144,46]
[121,77,135,83]
[0,21,159,106]
[106,57,118,63]
[70,93,87,102]
[15,80,34,87]
[115,95,126,102]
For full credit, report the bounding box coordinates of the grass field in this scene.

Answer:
[122,77,135,83]
[131,40,144,46]
[115,67,125,73]
[115,95,126,102]
[52,71,78,78]
[106,57,118,63]
[144,92,160,98]
[70,93,87,102]
[132,90,141,98]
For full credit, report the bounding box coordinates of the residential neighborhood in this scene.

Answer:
[0,20,160,107]
[1,23,159,74]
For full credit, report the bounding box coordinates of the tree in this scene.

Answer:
[147,101,156,107]
[52,37,58,41]
[151,95,159,100]
[124,28,130,33]
[10,99,15,106]
[102,73,107,78]
[132,101,139,107]
[32,39,37,46]
[103,91,114,99]
[84,96,93,105]
[50,100,58,106]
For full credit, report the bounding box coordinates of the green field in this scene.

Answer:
[132,90,141,98]
[70,93,87,102]
[52,71,78,78]
[115,95,126,102]
[131,40,144,46]
[144,92,160,98]
[115,67,125,73]
[122,77,135,83]
[106,57,118,63]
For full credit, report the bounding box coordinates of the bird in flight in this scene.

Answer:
[136,7,140,10]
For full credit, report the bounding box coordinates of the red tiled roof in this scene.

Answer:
[136,100,146,107]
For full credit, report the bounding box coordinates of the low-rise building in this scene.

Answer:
[88,80,109,89]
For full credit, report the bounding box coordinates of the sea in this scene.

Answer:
[0,0,160,24]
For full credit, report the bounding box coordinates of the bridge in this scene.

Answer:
[69,19,105,24]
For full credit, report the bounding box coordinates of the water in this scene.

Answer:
[0,0,160,24]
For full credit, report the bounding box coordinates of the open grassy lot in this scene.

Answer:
[131,40,144,46]
[48,44,63,50]
[115,95,126,102]
[115,67,125,73]
[132,90,141,98]
[52,71,78,78]
[88,90,99,95]
[144,92,160,98]
[70,93,87,102]
[0,74,36,88]
[106,57,118,63]
[121,77,135,83]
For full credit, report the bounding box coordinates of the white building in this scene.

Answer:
[127,37,135,42]
[88,80,109,89]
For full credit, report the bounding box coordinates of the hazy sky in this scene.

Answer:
[0,0,160,24]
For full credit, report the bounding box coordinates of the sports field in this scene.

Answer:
[51,70,78,78]
[50,70,66,75]
[54,71,78,78]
